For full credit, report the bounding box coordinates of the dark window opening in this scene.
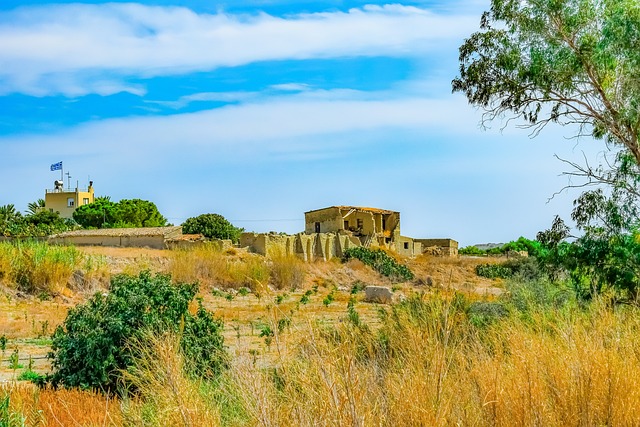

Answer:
[315,222,321,233]
[382,218,386,230]
[403,242,409,250]
[344,220,349,229]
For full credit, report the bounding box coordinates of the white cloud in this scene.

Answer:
[0,3,478,96]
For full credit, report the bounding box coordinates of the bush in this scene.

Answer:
[182,213,244,243]
[48,271,227,394]
[342,247,414,282]
[475,263,512,279]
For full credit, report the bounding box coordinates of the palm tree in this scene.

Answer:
[0,204,21,228]
[26,198,46,215]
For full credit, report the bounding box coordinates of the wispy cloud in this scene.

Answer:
[0,3,477,96]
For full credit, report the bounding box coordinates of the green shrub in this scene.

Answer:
[343,247,414,282]
[181,213,244,243]
[48,271,227,394]
[475,263,512,279]
[467,301,508,327]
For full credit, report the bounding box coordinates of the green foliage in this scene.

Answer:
[111,199,168,228]
[72,197,116,228]
[0,395,26,427]
[475,263,512,279]
[458,245,486,256]
[0,335,6,352]
[0,204,21,236]
[467,301,508,327]
[73,198,167,229]
[25,199,45,216]
[453,0,640,164]
[48,271,227,394]
[181,213,244,243]
[17,369,44,383]
[476,257,545,281]
[342,247,414,282]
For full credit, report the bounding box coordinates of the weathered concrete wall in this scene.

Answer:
[242,231,363,261]
[304,207,342,234]
[49,234,166,249]
[415,239,459,256]
[395,235,415,257]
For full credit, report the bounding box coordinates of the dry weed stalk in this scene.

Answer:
[123,332,221,427]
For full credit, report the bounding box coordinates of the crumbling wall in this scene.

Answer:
[304,207,342,234]
[415,239,459,256]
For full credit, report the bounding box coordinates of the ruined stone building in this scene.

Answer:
[241,205,458,260]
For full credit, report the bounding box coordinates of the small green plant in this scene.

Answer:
[277,317,291,333]
[259,324,274,348]
[275,293,288,305]
[8,348,21,370]
[0,335,6,352]
[346,297,362,328]
[238,287,250,296]
[350,281,366,294]
[300,290,313,305]
[225,292,235,301]
[17,369,44,383]
[323,291,335,307]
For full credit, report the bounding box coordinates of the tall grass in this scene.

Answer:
[0,241,108,296]
[227,289,640,426]
[269,249,306,290]
[122,333,221,426]
[169,245,303,291]
[7,280,640,426]
[1,383,121,426]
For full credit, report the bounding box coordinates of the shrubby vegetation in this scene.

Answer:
[0,204,77,237]
[48,271,227,395]
[342,247,414,282]
[181,213,244,243]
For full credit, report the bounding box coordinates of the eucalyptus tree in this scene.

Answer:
[453,0,640,231]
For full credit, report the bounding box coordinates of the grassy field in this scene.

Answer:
[4,244,632,426]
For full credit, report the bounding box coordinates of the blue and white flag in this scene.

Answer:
[50,161,62,171]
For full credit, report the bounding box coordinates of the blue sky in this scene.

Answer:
[0,0,603,246]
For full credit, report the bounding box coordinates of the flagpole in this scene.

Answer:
[61,163,63,187]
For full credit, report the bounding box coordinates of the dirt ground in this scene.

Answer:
[0,247,505,382]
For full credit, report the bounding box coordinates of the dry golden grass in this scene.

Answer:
[2,383,122,426]
[169,245,271,291]
[122,334,221,427]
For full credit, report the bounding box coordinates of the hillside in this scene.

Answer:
[0,246,503,382]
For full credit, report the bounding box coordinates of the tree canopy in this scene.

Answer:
[181,213,244,243]
[452,0,640,163]
[73,198,167,229]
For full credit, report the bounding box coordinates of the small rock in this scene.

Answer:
[364,286,394,304]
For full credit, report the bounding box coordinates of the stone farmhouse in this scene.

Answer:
[241,205,458,260]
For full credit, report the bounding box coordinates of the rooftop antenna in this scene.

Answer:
[65,172,72,190]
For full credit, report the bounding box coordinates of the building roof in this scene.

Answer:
[52,226,182,238]
[305,206,399,215]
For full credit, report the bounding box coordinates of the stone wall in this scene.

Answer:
[241,232,360,261]
[414,239,459,256]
